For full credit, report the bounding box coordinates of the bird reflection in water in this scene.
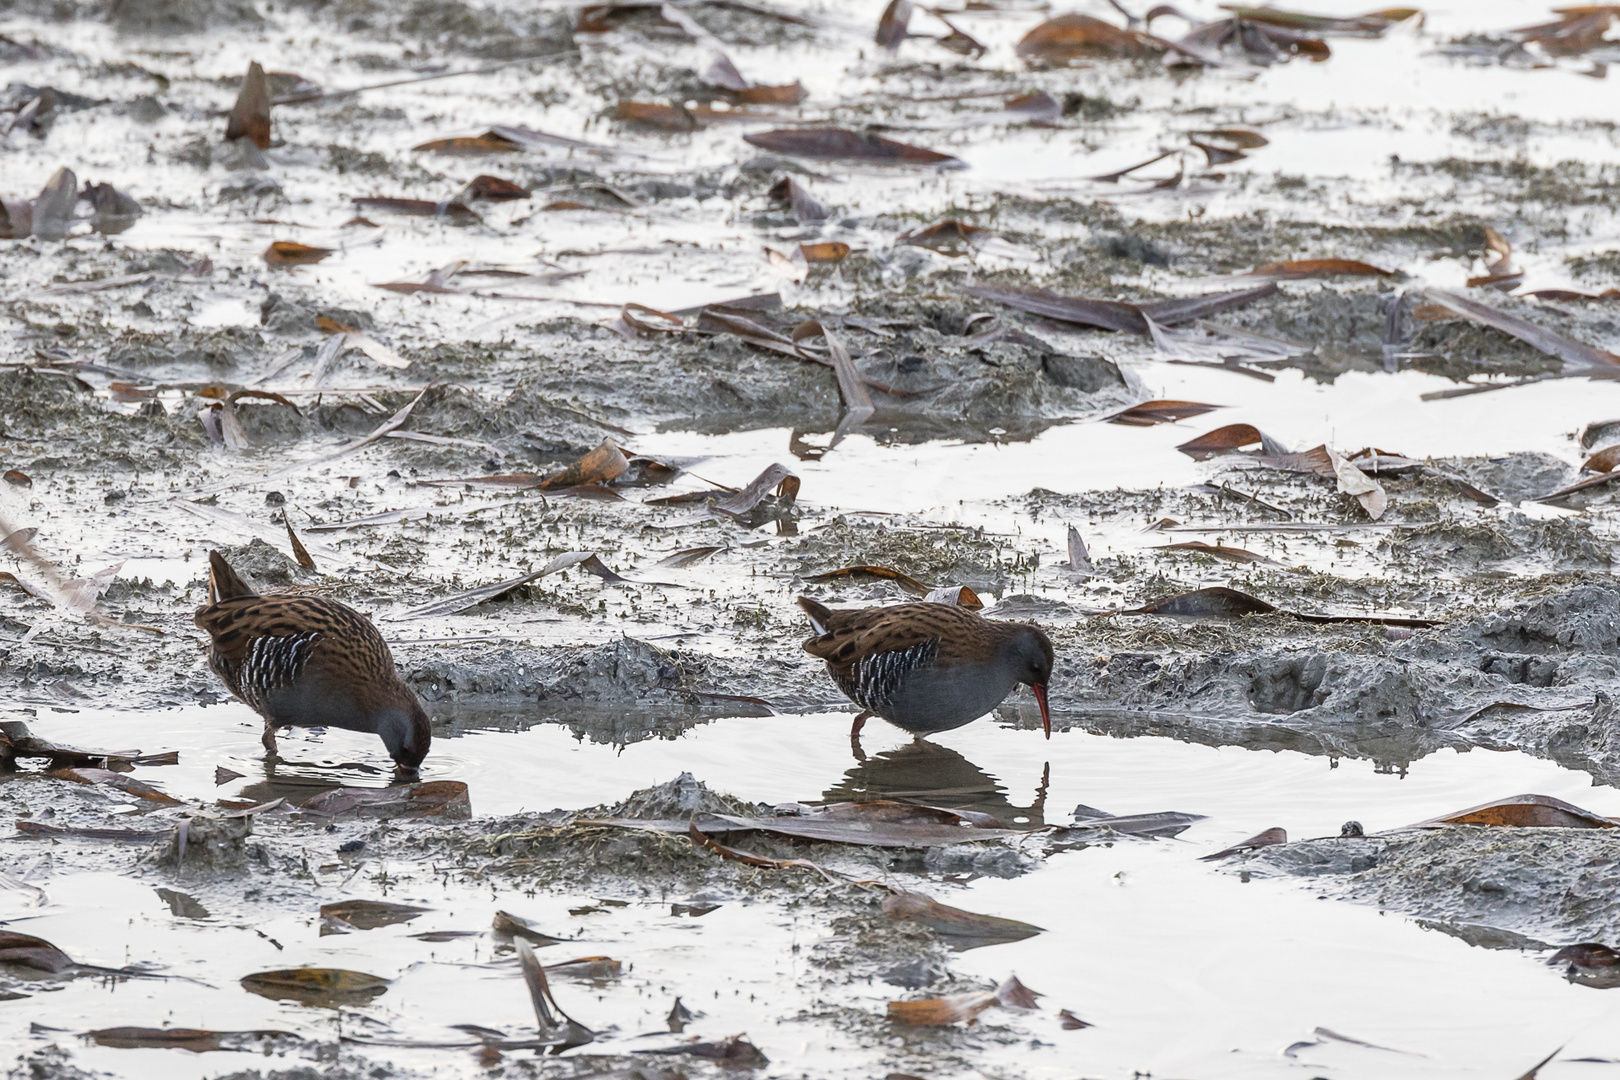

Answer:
[820,738,1048,830]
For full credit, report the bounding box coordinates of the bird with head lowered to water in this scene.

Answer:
[194,550,431,774]
[797,596,1054,751]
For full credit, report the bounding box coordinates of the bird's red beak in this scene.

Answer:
[1032,682,1051,739]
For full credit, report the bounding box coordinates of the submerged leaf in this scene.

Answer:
[0,931,74,973]
[320,899,429,930]
[1016,13,1163,62]
[1242,258,1392,279]
[807,565,930,595]
[298,780,471,819]
[240,967,389,1006]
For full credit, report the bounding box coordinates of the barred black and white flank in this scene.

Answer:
[797,596,1054,740]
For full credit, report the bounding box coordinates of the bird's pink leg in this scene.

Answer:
[850,711,870,762]
[261,722,280,761]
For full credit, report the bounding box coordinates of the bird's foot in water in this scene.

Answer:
[261,724,283,764]
[850,711,871,762]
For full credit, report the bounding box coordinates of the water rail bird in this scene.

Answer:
[195,551,431,773]
[797,596,1053,748]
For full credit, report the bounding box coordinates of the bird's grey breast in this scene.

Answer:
[880,657,1021,734]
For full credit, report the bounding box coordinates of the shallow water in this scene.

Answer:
[9,0,1620,1075]
[11,705,1620,1077]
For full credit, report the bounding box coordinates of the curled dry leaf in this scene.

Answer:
[1175,423,1270,459]
[494,910,566,946]
[1326,447,1388,520]
[714,461,800,516]
[807,564,930,595]
[285,518,315,570]
[1200,826,1287,860]
[1585,445,1620,472]
[264,241,333,266]
[1016,13,1163,62]
[541,438,629,489]
[1066,524,1094,575]
[1219,5,1421,36]
[875,0,913,50]
[1108,399,1222,426]
[86,1028,298,1052]
[0,930,74,973]
[1421,288,1620,373]
[800,241,850,264]
[888,974,1044,1026]
[226,60,272,147]
[923,584,983,609]
[743,128,965,168]
[3,469,31,487]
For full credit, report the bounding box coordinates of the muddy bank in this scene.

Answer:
[1243,825,1620,951]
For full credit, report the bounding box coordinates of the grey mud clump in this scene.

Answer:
[1241,826,1620,947]
[604,771,767,820]
[212,537,310,592]
[148,813,254,873]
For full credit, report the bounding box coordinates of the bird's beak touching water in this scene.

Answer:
[1032,682,1051,739]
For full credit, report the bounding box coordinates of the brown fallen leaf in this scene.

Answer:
[240,967,389,1006]
[350,197,478,221]
[225,60,271,148]
[1004,90,1061,121]
[743,128,964,168]
[285,518,314,570]
[462,174,529,201]
[966,282,1278,335]
[1585,445,1620,472]
[881,891,1042,949]
[800,241,851,264]
[806,565,930,595]
[1108,399,1222,426]
[1411,794,1619,830]
[3,469,31,487]
[689,803,1020,849]
[1175,423,1273,459]
[1016,13,1163,62]
[1059,1008,1094,1030]
[614,100,701,132]
[876,0,913,50]
[1121,586,1434,627]
[0,930,74,973]
[1218,5,1420,36]
[1200,826,1287,860]
[1421,288,1620,373]
[715,462,800,517]
[46,767,180,804]
[320,899,429,930]
[541,438,629,489]
[888,974,1043,1026]
[1241,258,1392,280]
[1157,540,1277,565]
[86,1027,299,1051]
[636,1035,770,1067]
[264,241,333,267]
[494,910,567,946]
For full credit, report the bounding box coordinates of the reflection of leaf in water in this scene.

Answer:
[87,1027,300,1051]
[240,967,389,1006]
[493,910,566,946]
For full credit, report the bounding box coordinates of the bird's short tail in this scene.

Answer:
[797,595,832,636]
[207,550,258,604]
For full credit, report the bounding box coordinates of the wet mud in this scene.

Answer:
[10,0,1620,1075]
